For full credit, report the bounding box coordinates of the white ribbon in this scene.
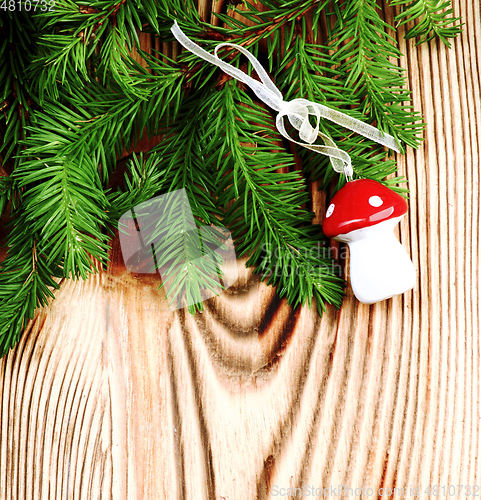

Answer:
[171,21,400,179]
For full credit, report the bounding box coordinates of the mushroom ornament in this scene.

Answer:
[323,179,416,304]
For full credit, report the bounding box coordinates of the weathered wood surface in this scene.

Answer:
[1,1,481,498]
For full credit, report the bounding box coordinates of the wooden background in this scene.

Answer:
[1,0,480,498]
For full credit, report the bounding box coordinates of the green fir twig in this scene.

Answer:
[389,0,463,47]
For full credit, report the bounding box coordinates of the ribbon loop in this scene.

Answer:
[171,21,399,179]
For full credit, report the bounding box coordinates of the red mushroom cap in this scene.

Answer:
[322,179,408,238]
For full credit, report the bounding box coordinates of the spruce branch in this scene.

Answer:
[146,93,224,230]
[107,152,166,222]
[276,33,351,105]
[127,193,227,315]
[202,81,345,311]
[329,0,424,150]
[0,175,20,216]
[389,0,463,46]
[53,59,183,181]
[214,0,320,46]
[15,106,111,279]
[109,90,228,314]
[0,225,61,356]
[30,0,183,101]
[0,12,39,163]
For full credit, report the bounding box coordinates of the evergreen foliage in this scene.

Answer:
[390,0,463,46]
[0,0,461,356]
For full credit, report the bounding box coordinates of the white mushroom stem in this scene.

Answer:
[336,216,416,304]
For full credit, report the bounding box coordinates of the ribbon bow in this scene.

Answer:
[171,21,400,179]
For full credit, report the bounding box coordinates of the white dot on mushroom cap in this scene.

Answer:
[368,195,383,207]
[325,204,335,218]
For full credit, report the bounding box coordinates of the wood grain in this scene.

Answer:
[1,1,481,498]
